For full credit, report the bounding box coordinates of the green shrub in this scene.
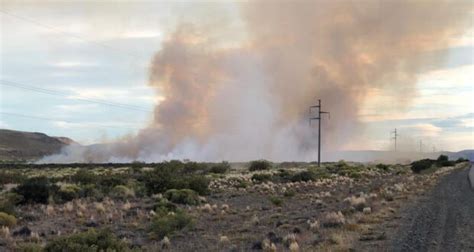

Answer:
[154,198,177,213]
[16,243,43,252]
[110,185,135,200]
[437,155,448,162]
[164,189,200,205]
[80,184,104,201]
[15,177,58,204]
[186,176,210,195]
[411,159,435,173]
[141,163,210,196]
[0,171,26,185]
[71,169,99,185]
[150,209,193,239]
[44,228,129,252]
[228,177,249,188]
[0,192,22,215]
[283,189,296,198]
[269,196,283,206]
[209,162,231,174]
[0,211,17,227]
[251,173,272,183]
[456,157,469,163]
[56,184,81,203]
[249,160,272,171]
[290,171,315,182]
[436,155,455,167]
[375,163,389,171]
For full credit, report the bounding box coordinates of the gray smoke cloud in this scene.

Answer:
[41,0,472,163]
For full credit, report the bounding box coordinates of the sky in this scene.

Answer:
[0,1,473,153]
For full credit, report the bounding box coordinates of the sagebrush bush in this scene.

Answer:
[0,192,22,215]
[249,160,272,171]
[0,212,17,227]
[150,209,194,239]
[0,171,26,185]
[15,177,57,204]
[290,171,315,182]
[44,228,129,252]
[164,189,200,205]
[56,184,81,203]
[411,159,434,173]
[142,164,210,196]
[269,196,283,206]
[110,185,135,200]
[375,163,389,171]
[209,161,231,174]
[251,173,272,183]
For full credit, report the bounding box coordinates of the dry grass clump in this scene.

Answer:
[307,219,319,232]
[322,211,346,228]
[262,238,277,252]
[344,195,367,211]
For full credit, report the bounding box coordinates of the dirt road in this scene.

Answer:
[391,165,474,252]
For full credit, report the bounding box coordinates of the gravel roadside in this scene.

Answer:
[390,165,474,252]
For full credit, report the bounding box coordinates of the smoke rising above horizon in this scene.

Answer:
[41,0,472,163]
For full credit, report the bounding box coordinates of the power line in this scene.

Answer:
[0,112,142,131]
[0,9,145,61]
[0,79,152,112]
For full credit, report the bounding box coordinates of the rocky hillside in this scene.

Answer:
[0,129,76,161]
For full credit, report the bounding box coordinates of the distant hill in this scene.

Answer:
[329,149,474,163]
[0,129,77,161]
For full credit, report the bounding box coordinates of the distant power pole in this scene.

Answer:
[309,99,330,167]
[391,128,399,152]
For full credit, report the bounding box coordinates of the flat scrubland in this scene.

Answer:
[0,157,469,251]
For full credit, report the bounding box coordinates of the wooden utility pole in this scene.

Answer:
[309,99,330,167]
[391,128,399,152]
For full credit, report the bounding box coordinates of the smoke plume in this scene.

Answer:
[42,0,472,163]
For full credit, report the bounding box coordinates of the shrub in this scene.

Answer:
[269,196,283,206]
[16,243,43,252]
[70,169,99,185]
[249,160,272,171]
[411,159,435,173]
[80,184,104,201]
[150,209,194,239]
[210,162,231,174]
[0,193,22,215]
[290,171,315,182]
[110,185,135,200]
[164,189,200,205]
[456,157,469,163]
[56,184,81,203]
[186,176,210,195]
[436,155,455,167]
[15,177,58,204]
[437,155,448,162]
[322,211,346,228]
[0,171,26,185]
[141,164,210,196]
[283,189,296,198]
[251,173,272,183]
[44,228,129,252]
[0,212,17,227]
[154,198,177,213]
[375,163,389,171]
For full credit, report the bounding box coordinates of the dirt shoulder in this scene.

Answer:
[356,163,473,252]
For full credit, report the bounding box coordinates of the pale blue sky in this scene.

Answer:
[0,1,472,152]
